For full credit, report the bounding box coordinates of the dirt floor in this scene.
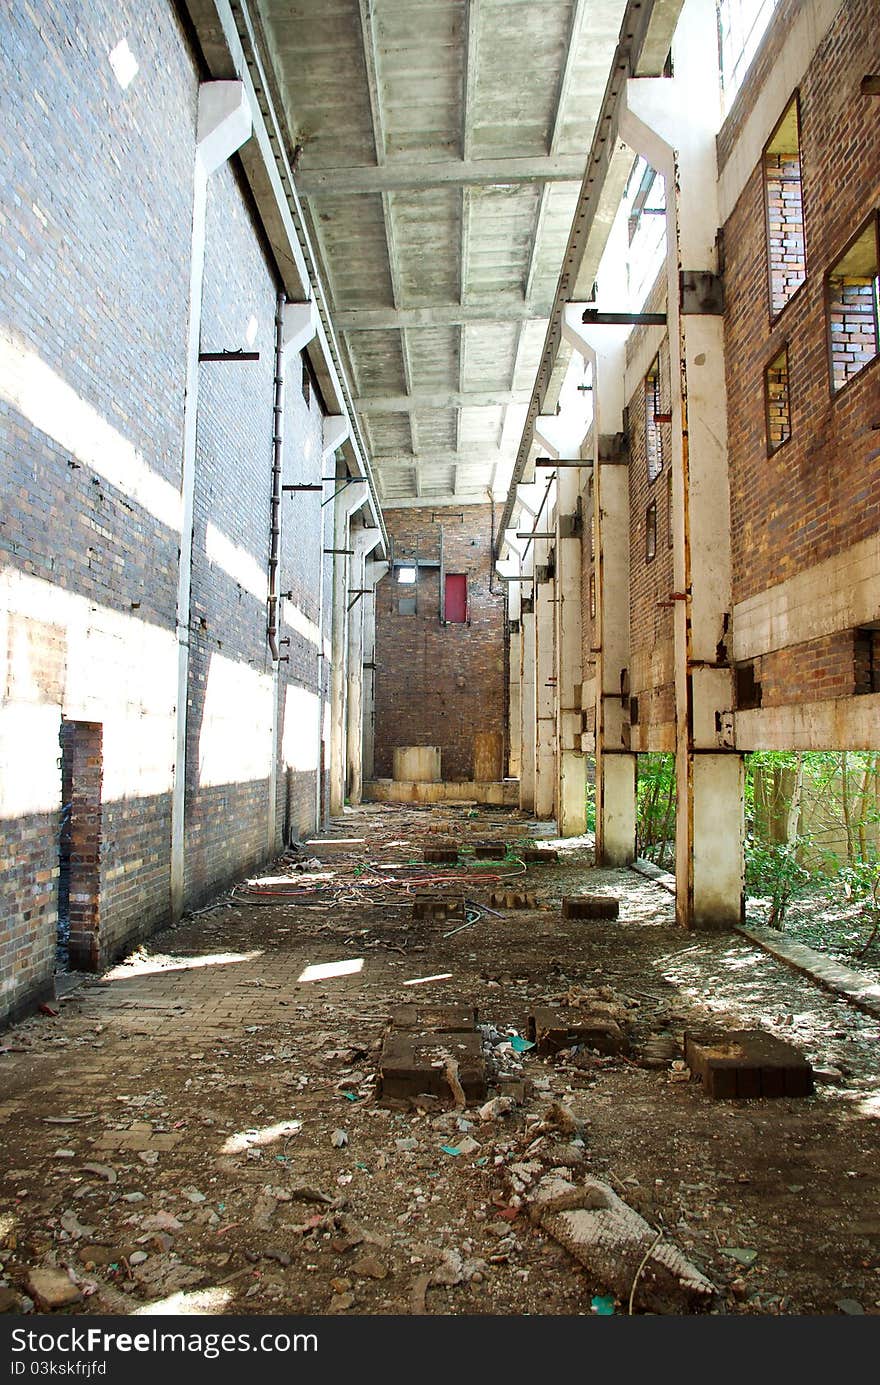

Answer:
[2,802,880,1318]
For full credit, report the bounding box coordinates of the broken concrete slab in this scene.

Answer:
[303,838,366,855]
[561,895,619,920]
[488,890,543,909]
[390,1002,477,1032]
[411,895,465,922]
[26,1267,83,1309]
[684,1029,814,1099]
[528,1006,628,1056]
[378,1031,487,1103]
[530,1177,716,1313]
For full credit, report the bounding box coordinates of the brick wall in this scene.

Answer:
[0,0,328,1020]
[626,279,675,748]
[723,0,880,622]
[374,506,506,782]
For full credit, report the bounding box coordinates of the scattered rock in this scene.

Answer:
[331,1129,349,1149]
[26,1268,82,1310]
[0,1287,23,1313]
[350,1255,388,1280]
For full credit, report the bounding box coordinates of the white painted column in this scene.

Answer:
[329,478,368,818]
[361,557,388,785]
[171,82,251,920]
[534,537,557,821]
[346,528,382,805]
[565,295,637,866]
[620,0,742,927]
[519,608,537,812]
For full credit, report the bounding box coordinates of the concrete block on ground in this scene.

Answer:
[390,1002,477,1032]
[470,841,508,859]
[528,1005,628,1055]
[423,844,460,864]
[684,1029,814,1099]
[378,1031,487,1103]
[520,847,558,863]
[411,894,465,922]
[304,838,365,855]
[562,895,619,920]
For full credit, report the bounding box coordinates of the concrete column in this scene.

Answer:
[171,81,251,920]
[508,626,522,779]
[361,557,387,784]
[556,468,587,836]
[346,528,382,805]
[620,0,743,927]
[519,608,537,812]
[328,479,368,817]
[565,288,637,865]
[534,545,557,821]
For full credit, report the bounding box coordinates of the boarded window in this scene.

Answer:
[645,355,663,483]
[764,97,805,317]
[827,218,880,393]
[445,573,467,623]
[646,502,657,563]
[764,345,791,453]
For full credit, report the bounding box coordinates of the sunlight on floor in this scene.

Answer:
[297,958,363,983]
[105,951,264,979]
[402,972,454,986]
[221,1119,302,1155]
[132,1286,233,1315]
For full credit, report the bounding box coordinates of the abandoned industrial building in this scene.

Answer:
[1,0,879,1321]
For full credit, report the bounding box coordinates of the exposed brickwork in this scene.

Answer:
[723,0,880,613]
[374,507,506,782]
[764,146,805,317]
[626,279,674,746]
[746,629,876,708]
[61,721,103,971]
[0,0,328,1019]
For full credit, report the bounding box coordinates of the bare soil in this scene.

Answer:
[2,803,880,1317]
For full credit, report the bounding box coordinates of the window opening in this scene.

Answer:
[763,97,805,317]
[827,218,880,393]
[764,345,792,453]
[646,502,657,563]
[645,355,664,483]
[396,565,417,585]
[718,0,782,111]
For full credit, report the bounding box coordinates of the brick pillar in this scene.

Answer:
[64,721,103,971]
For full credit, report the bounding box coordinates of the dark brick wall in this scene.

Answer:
[374,506,506,782]
[723,0,880,608]
[0,0,197,1019]
[0,0,328,1020]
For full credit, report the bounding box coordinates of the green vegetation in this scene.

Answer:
[634,750,880,956]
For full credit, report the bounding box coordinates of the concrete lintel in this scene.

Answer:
[282,299,318,356]
[323,414,351,459]
[197,81,251,176]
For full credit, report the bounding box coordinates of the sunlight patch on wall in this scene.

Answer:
[0,568,177,817]
[281,684,320,773]
[0,329,182,531]
[205,523,267,604]
[197,652,273,789]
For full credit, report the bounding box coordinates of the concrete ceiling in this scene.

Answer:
[257,0,628,507]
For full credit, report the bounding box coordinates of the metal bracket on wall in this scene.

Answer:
[283,483,324,492]
[198,349,261,362]
[680,270,724,315]
[581,308,667,326]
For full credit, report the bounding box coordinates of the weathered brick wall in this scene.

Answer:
[374,506,506,782]
[0,0,329,1019]
[723,0,880,617]
[626,279,675,748]
[0,0,198,1019]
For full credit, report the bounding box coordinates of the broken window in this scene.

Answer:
[718,0,782,110]
[763,96,806,318]
[646,501,657,563]
[764,345,792,453]
[624,158,667,310]
[645,355,663,483]
[827,217,880,393]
